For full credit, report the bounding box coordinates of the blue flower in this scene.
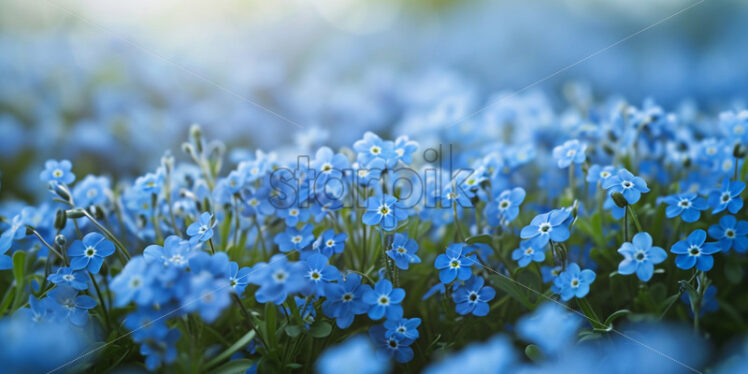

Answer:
[0,213,25,269]
[393,136,418,165]
[452,275,495,316]
[434,243,476,283]
[143,235,195,280]
[40,159,75,185]
[520,209,571,248]
[386,233,421,270]
[586,164,615,184]
[516,302,581,355]
[47,267,89,291]
[241,187,275,216]
[552,263,596,301]
[183,252,232,322]
[423,335,515,374]
[312,229,347,257]
[484,187,525,226]
[67,232,115,273]
[14,295,49,324]
[247,255,308,305]
[617,232,667,282]
[274,224,314,252]
[362,194,407,231]
[186,212,216,245]
[541,265,562,283]
[601,168,650,205]
[277,205,310,226]
[228,262,252,294]
[316,335,388,374]
[708,215,748,253]
[670,229,721,271]
[72,175,110,207]
[312,146,350,184]
[224,170,245,195]
[440,181,473,208]
[322,274,369,329]
[135,172,164,195]
[46,286,97,327]
[361,279,405,320]
[353,132,398,168]
[123,305,171,342]
[662,192,708,223]
[708,178,745,214]
[552,139,586,168]
[111,256,156,307]
[302,253,340,297]
[368,324,414,363]
[354,158,386,187]
[384,317,421,340]
[511,241,546,268]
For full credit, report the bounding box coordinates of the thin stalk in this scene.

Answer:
[28,227,66,264]
[89,272,111,330]
[627,204,643,233]
[623,206,630,243]
[452,201,466,241]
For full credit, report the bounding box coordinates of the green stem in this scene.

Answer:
[627,205,643,233]
[623,206,630,243]
[452,201,466,241]
[568,165,575,200]
[28,227,66,265]
[89,272,111,330]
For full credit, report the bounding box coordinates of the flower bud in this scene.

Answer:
[182,142,197,159]
[54,234,66,247]
[49,182,70,201]
[190,124,204,153]
[54,209,67,230]
[90,205,105,220]
[65,208,86,219]
[161,151,175,173]
[611,192,628,208]
[733,143,746,159]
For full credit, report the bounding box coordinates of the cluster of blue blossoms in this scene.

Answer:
[2,94,748,373]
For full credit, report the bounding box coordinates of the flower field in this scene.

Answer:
[2,1,748,373]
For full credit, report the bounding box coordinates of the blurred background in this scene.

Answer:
[1,0,747,200]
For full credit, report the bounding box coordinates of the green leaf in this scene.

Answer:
[12,250,27,287]
[524,344,543,363]
[659,293,681,316]
[465,234,492,245]
[0,287,15,316]
[284,325,303,338]
[207,359,255,374]
[489,274,533,309]
[603,309,630,328]
[204,330,256,370]
[286,363,303,369]
[264,303,278,350]
[308,321,332,338]
[576,298,606,330]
